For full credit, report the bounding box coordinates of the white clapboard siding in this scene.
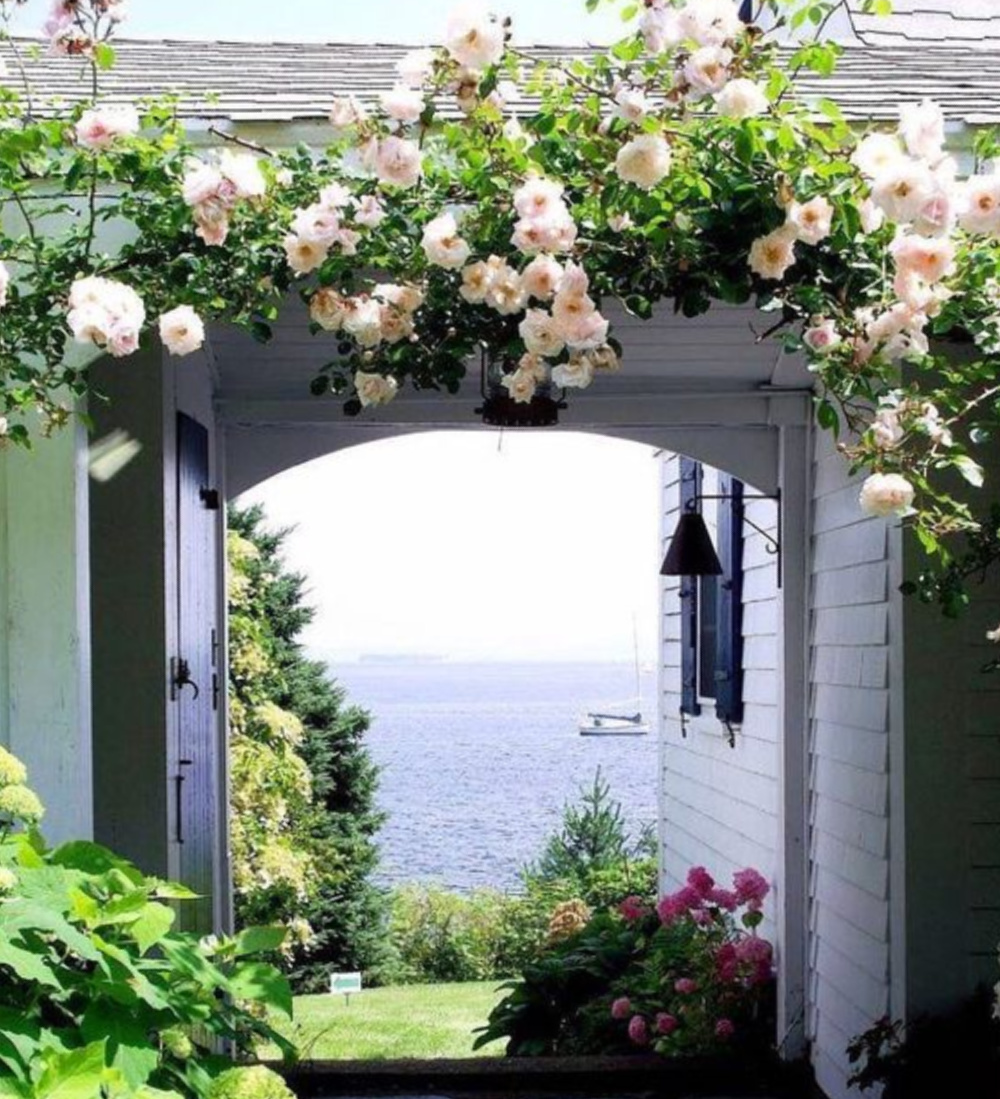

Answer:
[658,455,780,943]
[808,434,896,1099]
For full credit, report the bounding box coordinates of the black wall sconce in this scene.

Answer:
[661,490,783,588]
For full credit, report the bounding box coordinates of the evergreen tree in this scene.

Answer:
[227,504,389,988]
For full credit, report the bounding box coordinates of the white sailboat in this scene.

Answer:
[579,617,650,736]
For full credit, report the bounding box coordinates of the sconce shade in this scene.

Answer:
[660,511,724,577]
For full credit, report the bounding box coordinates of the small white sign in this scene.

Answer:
[330,972,362,1002]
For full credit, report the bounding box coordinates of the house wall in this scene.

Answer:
[806,430,902,1099]
[658,454,782,934]
[0,422,93,842]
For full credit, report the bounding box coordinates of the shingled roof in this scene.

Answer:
[3,30,1000,126]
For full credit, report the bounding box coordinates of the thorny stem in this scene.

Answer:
[207,125,276,158]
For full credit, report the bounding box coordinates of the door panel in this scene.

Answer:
[175,413,219,933]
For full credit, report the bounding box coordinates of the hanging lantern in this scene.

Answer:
[475,349,566,427]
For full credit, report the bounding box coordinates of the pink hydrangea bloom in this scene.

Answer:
[655,1013,679,1035]
[691,908,712,926]
[715,1018,736,1040]
[628,1015,650,1046]
[733,868,770,910]
[656,893,687,925]
[610,996,632,1020]
[674,978,698,995]
[708,887,739,912]
[675,885,703,911]
[619,895,647,922]
[716,942,739,982]
[735,935,774,983]
[687,866,715,897]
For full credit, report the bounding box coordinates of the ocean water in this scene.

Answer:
[330,661,660,893]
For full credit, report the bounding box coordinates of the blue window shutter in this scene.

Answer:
[715,474,745,727]
[679,458,702,717]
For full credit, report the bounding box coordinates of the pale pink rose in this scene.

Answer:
[194,205,230,247]
[679,0,743,46]
[514,177,565,221]
[803,319,840,355]
[552,353,595,389]
[105,322,139,358]
[375,137,423,189]
[309,288,348,331]
[890,232,955,284]
[460,260,495,304]
[444,1,505,72]
[610,997,632,1021]
[870,408,904,450]
[959,175,1000,235]
[521,255,563,301]
[640,5,682,53]
[284,234,328,275]
[374,282,425,314]
[519,309,565,358]
[898,98,945,163]
[159,305,205,357]
[421,213,471,269]
[852,133,905,180]
[381,84,425,124]
[859,472,915,518]
[511,211,578,256]
[335,227,361,256]
[379,303,415,344]
[608,213,633,232]
[859,198,885,235]
[74,105,140,149]
[397,47,436,88]
[219,150,266,200]
[748,226,797,281]
[715,77,768,119]
[67,276,145,355]
[291,203,342,247]
[684,46,732,96]
[343,299,384,348]
[788,196,834,246]
[913,188,956,237]
[500,366,537,404]
[558,262,590,298]
[0,262,8,309]
[353,194,386,227]
[319,182,353,210]
[355,371,398,408]
[486,263,527,315]
[614,87,650,126]
[552,290,600,341]
[615,133,671,191]
[182,162,225,208]
[329,96,369,132]
[517,352,548,382]
[871,161,937,224]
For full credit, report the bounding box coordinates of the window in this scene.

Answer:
[678,458,745,729]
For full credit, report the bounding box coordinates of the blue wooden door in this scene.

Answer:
[174,413,220,933]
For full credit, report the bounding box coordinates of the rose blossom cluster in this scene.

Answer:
[43,0,128,55]
[748,194,834,283]
[74,104,140,149]
[182,151,267,247]
[284,183,383,275]
[657,864,769,925]
[510,177,578,255]
[328,96,425,191]
[67,275,145,358]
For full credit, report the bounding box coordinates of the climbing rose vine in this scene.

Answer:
[1,0,999,618]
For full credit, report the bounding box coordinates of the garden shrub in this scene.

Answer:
[0,746,296,1099]
[476,865,775,1058]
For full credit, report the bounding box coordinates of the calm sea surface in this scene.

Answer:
[329,661,660,893]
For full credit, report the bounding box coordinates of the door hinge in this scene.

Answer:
[212,672,220,712]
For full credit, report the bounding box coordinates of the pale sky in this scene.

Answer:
[11,0,628,44]
[241,433,662,664]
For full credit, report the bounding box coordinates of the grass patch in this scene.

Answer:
[267,981,507,1062]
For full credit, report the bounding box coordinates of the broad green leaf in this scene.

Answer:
[953,455,984,488]
[228,962,293,1018]
[129,903,175,954]
[233,926,287,958]
[81,1005,159,1091]
[33,1042,108,1099]
[0,939,60,988]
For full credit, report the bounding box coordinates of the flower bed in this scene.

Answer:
[476,865,775,1060]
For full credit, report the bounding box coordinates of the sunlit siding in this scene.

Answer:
[807,433,896,1099]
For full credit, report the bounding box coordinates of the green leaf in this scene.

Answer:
[93,44,117,71]
[228,962,293,1018]
[233,926,288,958]
[0,938,60,988]
[33,1043,108,1099]
[130,902,175,954]
[953,455,984,488]
[81,1004,159,1090]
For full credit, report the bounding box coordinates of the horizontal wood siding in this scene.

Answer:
[808,434,895,1099]
[659,456,780,941]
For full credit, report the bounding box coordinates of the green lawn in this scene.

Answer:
[267,981,508,1062]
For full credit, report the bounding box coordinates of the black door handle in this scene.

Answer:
[170,657,200,701]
